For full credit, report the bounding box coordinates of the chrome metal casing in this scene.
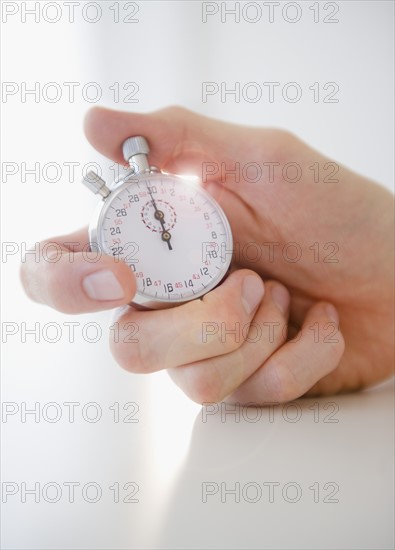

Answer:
[87,171,233,310]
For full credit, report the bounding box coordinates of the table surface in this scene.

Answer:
[2,342,394,550]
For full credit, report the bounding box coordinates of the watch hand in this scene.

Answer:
[154,210,173,249]
[147,185,173,250]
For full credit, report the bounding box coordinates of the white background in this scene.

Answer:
[1,1,394,549]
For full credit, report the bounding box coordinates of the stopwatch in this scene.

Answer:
[82,136,233,309]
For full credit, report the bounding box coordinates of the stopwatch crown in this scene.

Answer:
[122,136,150,163]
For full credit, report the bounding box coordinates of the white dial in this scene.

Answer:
[89,172,233,309]
[83,135,233,310]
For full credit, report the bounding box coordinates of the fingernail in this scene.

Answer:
[241,276,265,314]
[271,285,290,314]
[326,303,339,324]
[82,270,125,301]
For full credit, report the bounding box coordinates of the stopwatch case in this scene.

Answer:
[87,170,233,310]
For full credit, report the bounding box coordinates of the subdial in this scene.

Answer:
[141,199,177,233]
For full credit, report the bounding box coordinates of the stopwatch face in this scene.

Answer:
[90,173,233,309]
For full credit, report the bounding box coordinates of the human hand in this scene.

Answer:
[21,106,394,403]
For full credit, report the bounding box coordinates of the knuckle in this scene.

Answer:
[199,302,246,354]
[164,105,189,118]
[264,361,299,403]
[44,265,74,313]
[273,128,298,150]
[184,367,224,405]
[265,129,300,167]
[261,320,288,350]
[109,336,144,374]
[221,336,242,355]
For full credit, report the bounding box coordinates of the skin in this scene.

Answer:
[20,106,394,404]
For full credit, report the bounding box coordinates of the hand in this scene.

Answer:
[147,184,173,250]
[20,106,394,404]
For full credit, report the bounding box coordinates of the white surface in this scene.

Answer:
[1,1,394,549]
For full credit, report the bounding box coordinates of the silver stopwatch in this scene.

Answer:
[82,136,233,309]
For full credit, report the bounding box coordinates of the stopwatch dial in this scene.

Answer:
[98,175,232,304]
[141,199,177,233]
